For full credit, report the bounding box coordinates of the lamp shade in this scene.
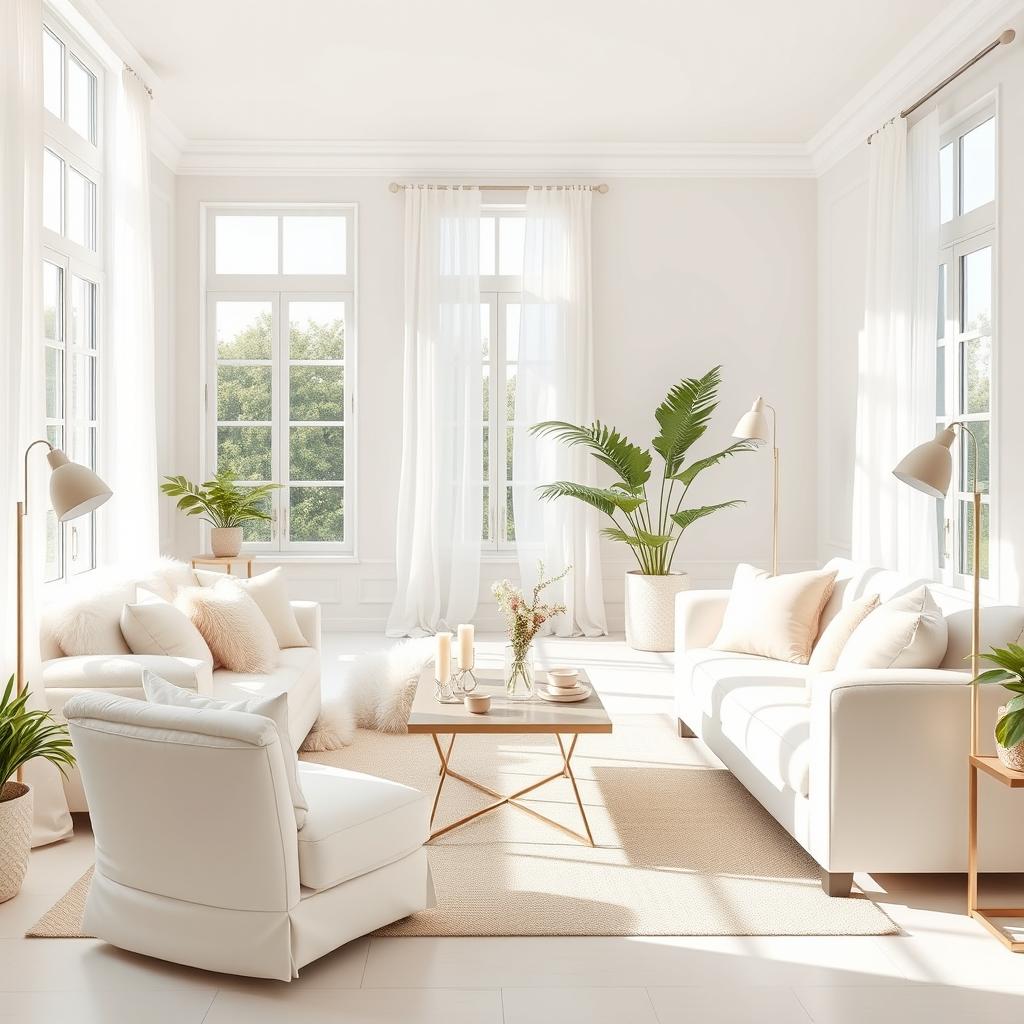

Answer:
[46,449,112,521]
[892,426,956,499]
[733,397,769,444]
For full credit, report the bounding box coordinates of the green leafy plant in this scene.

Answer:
[531,366,754,575]
[973,644,1024,750]
[1,676,75,794]
[160,471,281,529]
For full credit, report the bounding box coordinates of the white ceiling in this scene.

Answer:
[96,0,957,144]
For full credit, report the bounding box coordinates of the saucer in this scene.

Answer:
[537,683,592,703]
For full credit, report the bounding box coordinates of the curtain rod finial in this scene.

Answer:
[389,182,402,193]
[1000,28,1016,45]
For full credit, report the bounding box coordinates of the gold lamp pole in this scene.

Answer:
[733,397,779,575]
[15,440,112,780]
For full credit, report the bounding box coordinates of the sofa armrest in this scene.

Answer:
[291,601,321,651]
[42,655,213,696]
[674,590,729,652]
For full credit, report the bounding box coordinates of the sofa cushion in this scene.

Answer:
[175,582,279,673]
[295,761,430,891]
[120,590,214,666]
[198,567,307,650]
[837,585,947,671]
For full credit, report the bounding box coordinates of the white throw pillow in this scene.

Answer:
[836,585,948,671]
[120,589,214,666]
[712,564,838,664]
[174,582,279,673]
[197,568,306,649]
[808,593,880,672]
[143,671,308,829]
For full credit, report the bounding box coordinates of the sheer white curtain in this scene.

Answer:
[1,0,73,845]
[513,186,607,636]
[852,113,939,576]
[98,68,159,563]
[387,187,483,636]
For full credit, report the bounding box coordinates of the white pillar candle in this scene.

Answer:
[457,624,474,669]
[435,631,452,682]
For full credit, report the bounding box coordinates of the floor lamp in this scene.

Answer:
[733,397,779,575]
[16,440,111,779]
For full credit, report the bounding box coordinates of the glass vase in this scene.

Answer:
[504,642,535,701]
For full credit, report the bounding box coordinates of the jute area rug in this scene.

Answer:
[29,713,894,937]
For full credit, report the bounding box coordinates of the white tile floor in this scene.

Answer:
[3,632,1024,1023]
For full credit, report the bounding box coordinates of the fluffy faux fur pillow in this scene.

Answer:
[174,581,279,673]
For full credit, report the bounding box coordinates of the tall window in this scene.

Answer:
[42,16,104,582]
[480,207,524,552]
[204,206,356,553]
[936,106,995,583]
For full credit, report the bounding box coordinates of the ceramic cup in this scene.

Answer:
[464,693,491,714]
[547,667,579,689]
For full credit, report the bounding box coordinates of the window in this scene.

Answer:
[204,206,356,554]
[480,207,525,551]
[42,15,104,582]
[936,107,995,584]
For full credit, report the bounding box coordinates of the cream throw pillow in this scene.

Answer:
[711,564,838,664]
[174,582,279,673]
[142,671,308,829]
[808,593,880,672]
[836,585,948,670]
[196,567,306,649]
[120,589,213,666]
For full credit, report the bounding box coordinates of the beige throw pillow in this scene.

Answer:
[836,585,948,670]
[808,593,880,672]
[174,582,279,674]
[197,567,306,649]
[711,564,838,664]
[120,589,214,666]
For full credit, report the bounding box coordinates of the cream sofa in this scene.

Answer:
[40,567,322,811]
[675,558,1024,896]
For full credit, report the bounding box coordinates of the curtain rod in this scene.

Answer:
[388,183,609,193]
[867,28,1015,144]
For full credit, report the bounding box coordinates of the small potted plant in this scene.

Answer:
[972,643,1024,771]
[161,471,281,557]
[1,676,75,903]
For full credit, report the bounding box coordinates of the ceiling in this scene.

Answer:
[96,0,957,144]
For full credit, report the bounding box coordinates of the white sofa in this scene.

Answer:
[40,567,322,811]
[64,692,434,980]
[675,558,1024,896]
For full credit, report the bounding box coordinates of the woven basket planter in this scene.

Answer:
[996,705,1024,772]
[624,570,690,652]
[0,781,33,904]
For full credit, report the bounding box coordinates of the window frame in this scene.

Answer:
[201,203,358,559]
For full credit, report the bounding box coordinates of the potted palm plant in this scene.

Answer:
[161,471,282,557]
[532,366,752,651]
[1,677,75,903]
[972,643,1024,770]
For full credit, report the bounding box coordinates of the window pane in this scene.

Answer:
[69,517,94,576]
[482,365,490,421]
[241,491,272,543]
[218,426,272,480]
[960,117,995,215]
[935,498,946,571]
[936,264,947,340]
[44,510,61,583]
[71,275,96,349]
[69,423,95,469]
[290,425,343,481]
[506,486,516,542]
[43,260,62,341]
[288,300,344,359]
[66,166,96,249]
[506,302,521,361]
[482,485,490,540]
[498,216,525,275]
[215,215,278,274]
[480,303,491,359]
[479,216,496,276]
[482,424,489,480]
[506,427,514,483]
[282,216,346,274]
[70,352,95,421]
[506,366,517,421]
[935,346,945,416]
[218,365,272,421]
[939,144,953,224]
[961,337,991,415]
[959,499,990,579]
[43,149,63,234]
[43,29,63,118]
[961,247,992,334]
[216,300,272,358]
[45,347,62,419]
[960,420,990,495]
[67,56,96,144]
[289,486,343,542]
[290,365,343,421]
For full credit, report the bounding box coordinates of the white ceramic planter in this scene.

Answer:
[0,782,33,904]
[996,705,1024,772]
[624,570,690,652]
[210,527,243,557]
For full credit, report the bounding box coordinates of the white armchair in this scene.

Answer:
[64,691,435,981]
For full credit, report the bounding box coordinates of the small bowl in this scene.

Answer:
[547,667,579,689]
[464,693,491,714]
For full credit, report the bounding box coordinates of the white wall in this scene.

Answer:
[170,174,818,630]
[816,43,1024,603]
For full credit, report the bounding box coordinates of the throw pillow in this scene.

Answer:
[142,671,307,829]
[711,564,839,664]
[120,589,214,666]
[197,567,306,649]
[174,582,279,674]
[47,579,134,656]
[808,593,881,672]
[836,584,948,670]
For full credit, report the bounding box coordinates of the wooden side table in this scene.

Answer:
[190,555,255,578]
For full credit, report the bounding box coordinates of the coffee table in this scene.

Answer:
[407,666,612,846]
